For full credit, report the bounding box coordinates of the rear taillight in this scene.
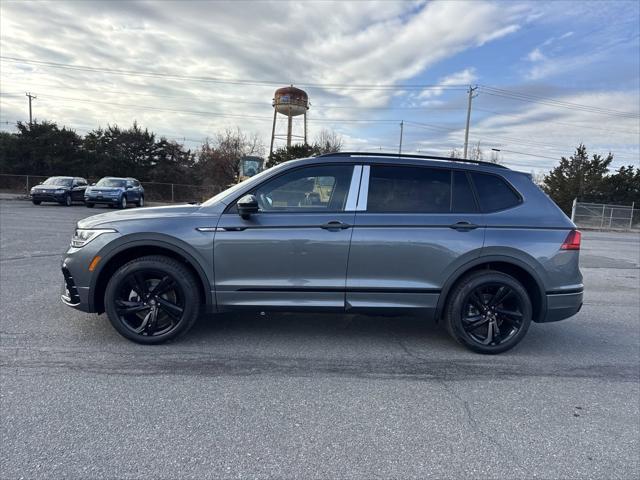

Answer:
[561,230,581,250]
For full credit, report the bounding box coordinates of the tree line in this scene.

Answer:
[0,121,341,193]
[0,121,637,214]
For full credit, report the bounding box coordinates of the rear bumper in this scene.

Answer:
[539,289,583,323]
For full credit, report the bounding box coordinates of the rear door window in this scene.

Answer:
[470,172,521,212]
[367,166,451,213]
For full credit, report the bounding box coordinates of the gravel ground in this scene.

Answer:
[1,200,638,479]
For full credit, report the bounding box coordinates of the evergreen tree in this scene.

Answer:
[542,144,613,214]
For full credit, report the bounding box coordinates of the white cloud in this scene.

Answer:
[527,48,546,62]
[419,68,478,98]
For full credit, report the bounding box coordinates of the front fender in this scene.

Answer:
[90,232,214,310]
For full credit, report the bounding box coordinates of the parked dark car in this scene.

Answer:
[84,177,145,209]
[61,153,583,354]
[30,176,88,206]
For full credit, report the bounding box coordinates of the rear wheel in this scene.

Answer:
[444,270,532,354]
[104,255,201,344]
[86,202,94,208]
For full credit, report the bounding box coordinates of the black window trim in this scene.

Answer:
[223,162,357,215]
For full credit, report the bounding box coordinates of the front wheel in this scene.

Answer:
[118,195,127,209]
[137,195,144,208]
[444,270,532,354]
[32,200,41,205]
[86,202,94,208]
[104,255,201,344]
[63,194,72,207]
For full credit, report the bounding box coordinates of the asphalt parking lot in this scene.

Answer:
[1,200,639,479]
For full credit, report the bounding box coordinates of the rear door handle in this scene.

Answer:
[449,221,479,231]
[321,221,351,230]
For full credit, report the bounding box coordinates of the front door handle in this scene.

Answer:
[449,221,479,231]
[321,221,351,230]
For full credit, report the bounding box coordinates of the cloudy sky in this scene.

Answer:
[1,0,638,172]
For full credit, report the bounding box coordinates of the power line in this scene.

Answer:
[473,107,640,135]
[479,86,640,119]
[0,56,468,91]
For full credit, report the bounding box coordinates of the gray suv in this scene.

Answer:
[61,153,583,353]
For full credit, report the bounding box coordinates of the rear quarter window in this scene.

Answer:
[470,172,521,212]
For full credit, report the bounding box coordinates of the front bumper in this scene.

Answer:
[540,289,583,323]
[85,195,120,205]
[31,193,66,202]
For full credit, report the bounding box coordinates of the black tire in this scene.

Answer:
[86,202,95,208]
[104,255,201,344]
[32,200,41,205]
[63,193,72,207]
[444,270,532,354]
[137,195,144,208]
[118,195,127,209]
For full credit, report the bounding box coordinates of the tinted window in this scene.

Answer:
[471,172,520,212]
[452,171,477,212]
[253,165,353,212]
[76,178,87,186]
[367,166,451,213]
[43,177,73,187]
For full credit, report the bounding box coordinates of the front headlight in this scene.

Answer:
[71,228,117,248]
[55,189,65,194]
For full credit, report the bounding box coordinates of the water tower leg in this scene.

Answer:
[287,114,293,148]
[304,112,307,145]
[269,108,277,155]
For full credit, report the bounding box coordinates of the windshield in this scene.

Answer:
[202,163,284,206]
[43,177,73,187]
[96,178,126,188]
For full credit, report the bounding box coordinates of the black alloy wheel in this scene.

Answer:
[105,256,200,344]
[445,270,532,354]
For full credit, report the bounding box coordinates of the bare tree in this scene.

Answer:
[449,148,462,159]
[314,128,343,154]
[197,127,266,191]
[468,140,484,161]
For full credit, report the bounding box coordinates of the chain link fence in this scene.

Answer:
[0,174,221,203]
[571,199,638,231]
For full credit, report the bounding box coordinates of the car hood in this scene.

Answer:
[78,204,201,228]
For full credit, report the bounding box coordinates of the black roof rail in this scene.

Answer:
[315,151,509,169]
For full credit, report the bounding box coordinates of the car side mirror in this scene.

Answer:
[91,183,96,186]
[126,185,133,190]
[237,194,259,219]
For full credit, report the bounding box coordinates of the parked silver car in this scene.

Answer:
[61,153,583,353]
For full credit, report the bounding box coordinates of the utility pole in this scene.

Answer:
[398,120,404,155]
[463,85,478,158]
[25,92,36,126]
